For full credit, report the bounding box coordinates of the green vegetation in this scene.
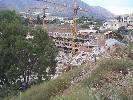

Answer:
[1,11,133,100]
[84,59,133,86]
[53,59,133,100]
[14,65,90,100]
[0,11,57,99]
[115,26,133,35]
[77,16,103,29]
[14,58,133,100]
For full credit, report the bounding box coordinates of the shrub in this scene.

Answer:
[15,58,133,100]
[95,85,128,100]
[14,65,90,100]
[53,86,96,100]
[83,59,133,87]
[54,59,132,100]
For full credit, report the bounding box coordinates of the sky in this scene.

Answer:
[82,0,133,15]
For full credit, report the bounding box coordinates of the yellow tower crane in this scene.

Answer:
[36,0,89,55]
[71,1,80,55]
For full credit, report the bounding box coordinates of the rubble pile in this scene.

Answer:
[71,46,105,66]
[54,51,71,78]
[105,38,125,49]
[54,46,106,78]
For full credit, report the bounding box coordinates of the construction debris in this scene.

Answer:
[105,38,125,49]
[54,45,106,77]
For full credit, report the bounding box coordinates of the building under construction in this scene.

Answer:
[49,26,99,53]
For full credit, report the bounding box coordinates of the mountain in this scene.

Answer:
[0,0,114,19]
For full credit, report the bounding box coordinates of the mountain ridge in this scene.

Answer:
[0,0,114,19]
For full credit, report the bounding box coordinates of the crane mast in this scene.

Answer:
[36,0,88,55]
[72,1,79,55]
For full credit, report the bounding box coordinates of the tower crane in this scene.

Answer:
[29,6,48,28]
[36,0,89,55]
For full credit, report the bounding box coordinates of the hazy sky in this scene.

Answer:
[82,0,133,15]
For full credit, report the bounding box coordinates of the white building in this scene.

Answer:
[64,20,73,24]
[120,14,133,24]
[103,19,125,30]
[104,14,133,30]
[78,29,98,34]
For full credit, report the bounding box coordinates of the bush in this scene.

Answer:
[15,58,133,100]
[53,86,96,100]
[95,85,128,100]
[54,59,132,100]
[54,85,128,100]
[83,59,133,87]
[14,65,90,100]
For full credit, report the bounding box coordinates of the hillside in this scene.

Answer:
[13,59,133,100]
[0,0,114,19]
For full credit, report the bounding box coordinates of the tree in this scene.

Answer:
[0,11,28,98]
[118,26,128,35]
[0,11,57,99]
[30,27,58,83]
[117,16,121,22]
[51,18,61,24]
[36,15,41,24]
